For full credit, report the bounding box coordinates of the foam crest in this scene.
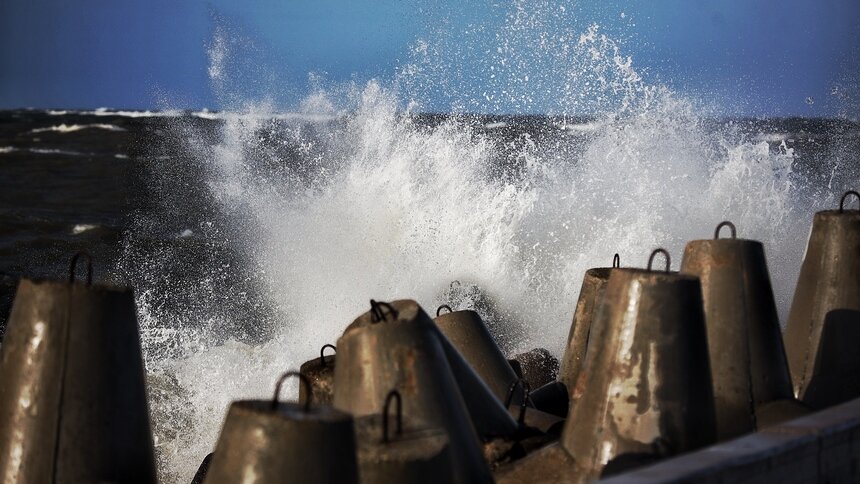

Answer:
[29,123,126,134]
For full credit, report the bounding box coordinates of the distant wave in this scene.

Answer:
[42,108,337,122]
[91,107,183,118]
[192,110,220,120]
[29,123,126,134]
[0,145,111,157]
[29,147,89,156]
[48,108,178,118]
[191,110,338,122]
[484,121,508,129]
[71,224,98,235]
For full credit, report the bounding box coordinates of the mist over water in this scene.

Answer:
[121,4,858,481]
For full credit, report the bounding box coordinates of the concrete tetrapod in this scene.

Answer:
[496,250,717,483]
[355,390,453,484]
[558,254,619,396]
[681,221,794,440]
[333,299,494,484]
[427,313,520,439]
[204,372,359,484]
[0,253,156,483]
[564,249,717,480]
[299,343,337,405]
[784,190,860,407]
[433,305,524,406]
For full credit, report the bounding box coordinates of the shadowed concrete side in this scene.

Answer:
[599,396,860,483]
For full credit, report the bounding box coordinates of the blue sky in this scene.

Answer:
[1,0,858,116]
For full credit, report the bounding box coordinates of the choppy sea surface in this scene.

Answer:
[1,105,859,480]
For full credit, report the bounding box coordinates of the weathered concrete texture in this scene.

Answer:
[559,267,612,393]
[333,300,496,484]
[529,381,569,418]
[599,396,860,483]
[783,206,860,404]
[0,278,156,483]
[563,267,717,481]
[755,399,813,430]
[204,400,359,484]
[433,309,521,406]
[354,413,452,484]
[494,442,581,484]
[681,231,794,441]
[299,353,336,406]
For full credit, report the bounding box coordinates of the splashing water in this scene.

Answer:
[120,6,855,482]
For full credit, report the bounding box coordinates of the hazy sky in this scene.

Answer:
[1,0,858,116]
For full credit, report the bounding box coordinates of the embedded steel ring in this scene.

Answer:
[436,304,453,317]
[69,251,93,286]
[647,248,671,272]
[839,190,860,213]
[504,379,530,425]
[370,299,399,323]
[714,221,737,239]
[383,390,403,443]
[320,344,336,367]
[272,371,311,412]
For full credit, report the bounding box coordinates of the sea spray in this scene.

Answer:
[122,9,846,483]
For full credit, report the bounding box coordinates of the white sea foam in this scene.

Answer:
[191,109,337,122]
[485,121,508,129]
[0,146,16,154]
[29,123,126,134]
[45,108,179,118]
[72,224,98,235]
[90,108,183,118]
[130,7,847,483]
[141,84,815,482]
[29,147,88,156]
[192,110,221,120]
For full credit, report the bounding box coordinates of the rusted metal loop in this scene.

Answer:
[382,390,403,443]
[504,379,530,425]
[504,379,520,408]
[647,248,671,272]
[320,344,336,367]
[272,371,311,412]
[505,379,530,407]
[369,299,399,323]
[839,190,860,213]
[714,221,737,239]
[612,253,620,268]
[68,252,93,286]
[436,304,453,316]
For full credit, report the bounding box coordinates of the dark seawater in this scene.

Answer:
[1,109,859,340]
[2,109,856,280]
[1,108,859,480]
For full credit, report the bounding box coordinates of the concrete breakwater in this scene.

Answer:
[0,192,858,483]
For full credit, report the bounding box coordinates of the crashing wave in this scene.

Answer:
[29,123,126,134]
